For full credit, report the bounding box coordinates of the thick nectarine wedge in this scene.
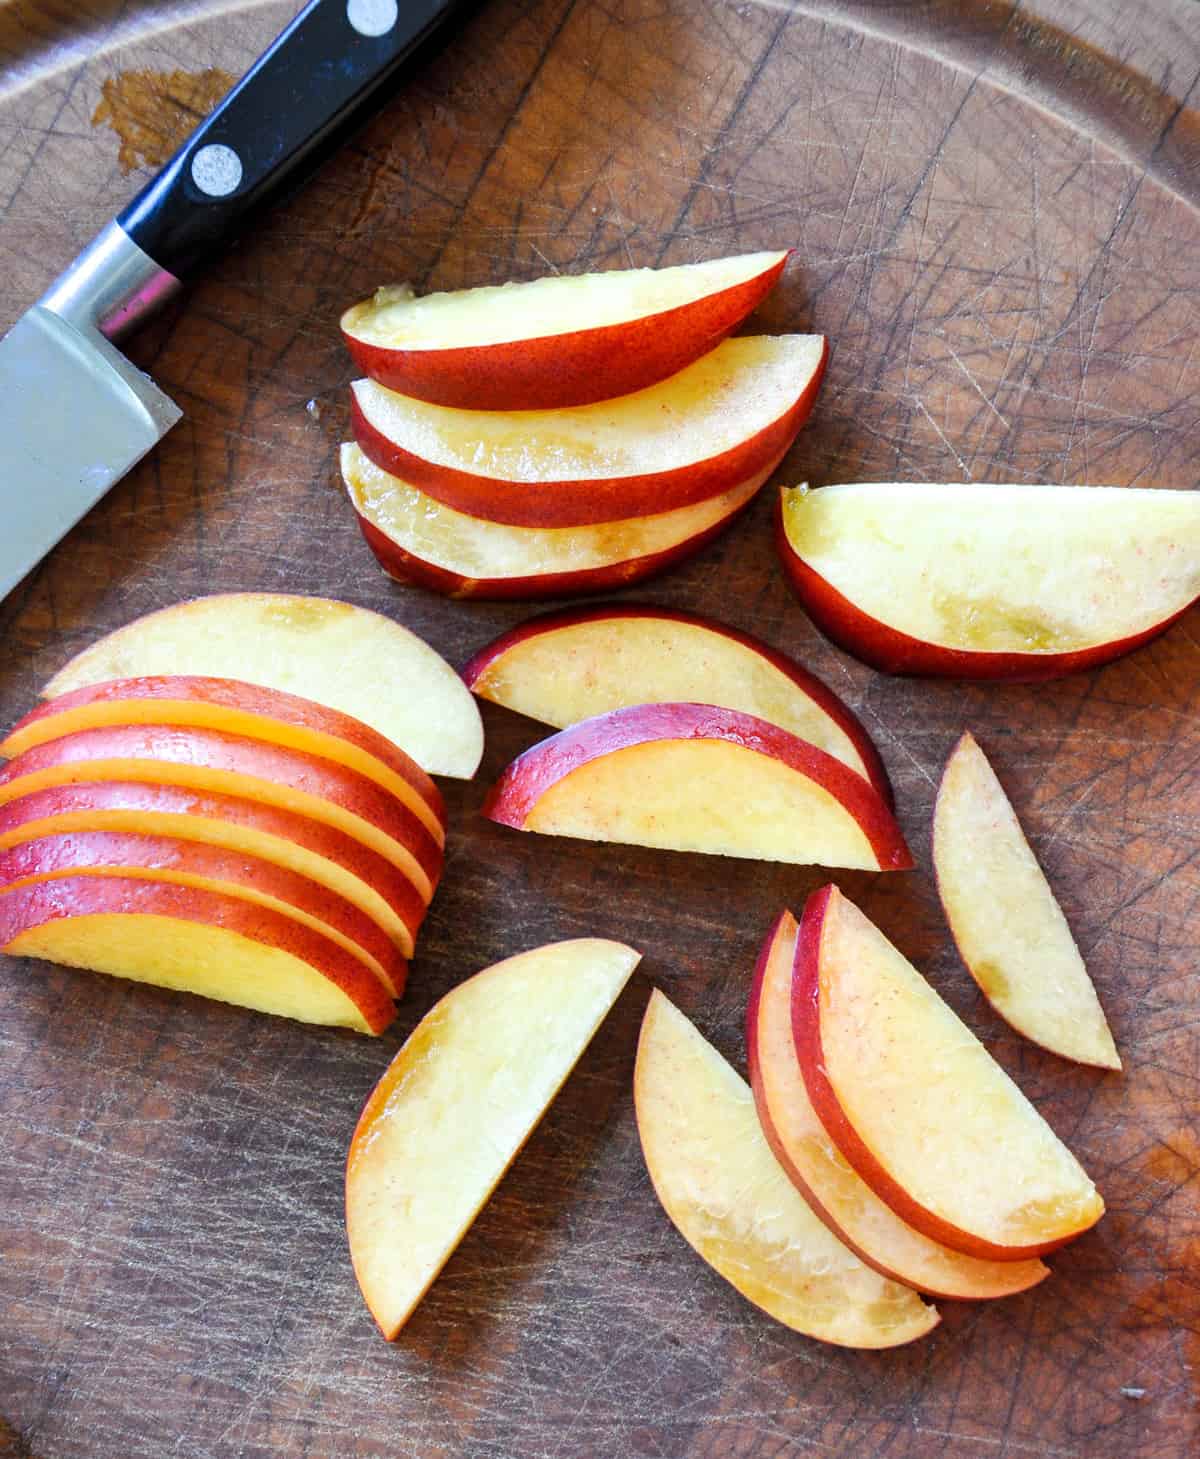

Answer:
[462,606,892,805]
[635,990,937,1347]
[352,335,826,526]
[0,781,426,957]
[346,939,639,1338]
[341,251,788,409]
[747,910,1048,1298]
[343,443,771,600]
[793,886,1104,1260]
[0,725,443,902]
[483,703,911,870]
[777,482,1200,680]
[4,676,446,835]
[933,733,1120,1069]
[0,875,395,1032]
[0,831,407,998]
[41,592,482,780]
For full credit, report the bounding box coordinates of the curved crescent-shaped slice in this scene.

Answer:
[352,335,826,527]
[0,875,395,1033]
[777,482,1200,680]
[0,725,443,903]
[0,781,426,957]
[635,990,937,1348]
[343,443,771,601]
[4,676,445,836]
[483,703,912,871]
[342,251,789,410]
[793,885,1104,1261]
[346,938,639,1338]
[746,910,1048,1298]
[462,606,892,806]
[933,733,1120,1070]
[0,831,407,998]
[40,593,482,781]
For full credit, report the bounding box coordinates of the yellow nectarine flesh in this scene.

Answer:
[934,733,1120,1069]
[635,991,938,1348]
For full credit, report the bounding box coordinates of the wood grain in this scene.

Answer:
[1,2,1199,1456]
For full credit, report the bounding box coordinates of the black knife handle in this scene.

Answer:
[117,0,467,281]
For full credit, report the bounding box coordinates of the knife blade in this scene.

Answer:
[0,0,470,603]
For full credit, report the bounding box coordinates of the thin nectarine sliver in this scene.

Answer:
[933,733,1119,1069]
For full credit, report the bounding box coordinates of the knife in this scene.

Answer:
[0,0,469,603]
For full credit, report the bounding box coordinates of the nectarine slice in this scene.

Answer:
[0,831,407,998]
[0,724,442,902]
[0,781,425,957]
[747,910,1048,1298]
[483,703,911,871]
[345,938,639,1338]
[5,676,446,838]
[341,251,788,409]
[933,733,1120,1070]
[793,886,1104,1260]
[778,482,1200,679]
[0,875,395,1032]
[41,593,482,780]
[343,442,772,600]
[463,606,892,804]
[352,334,826,526]
[635,990,938,1347]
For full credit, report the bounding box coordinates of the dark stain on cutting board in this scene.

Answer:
[91,66,235,173]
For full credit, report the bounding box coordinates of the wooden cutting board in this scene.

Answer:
[2,2,1199,1455]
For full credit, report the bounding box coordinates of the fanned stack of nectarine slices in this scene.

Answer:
[346,939,639,1338]
[633,890,1102,1347]
[467,606,906,871]
[339,254,827,597]
[0,593,483,1033]
[777,481,1200,679]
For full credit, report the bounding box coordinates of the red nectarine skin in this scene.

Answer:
[0,831,408,998]
[0,874,396,1034]
[774,497,1192,681]
[461,604,893,808]
[353,488,763,601]
[0,724,444,889]
[791,885,1084,1261]
[483,703,912,871]
[341,253,790,410]
[352,337,827,528]
[5,675,444,826]
[0,780,427,947]
[746,907,1048,1297]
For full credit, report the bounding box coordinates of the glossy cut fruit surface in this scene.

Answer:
[352,335,826,526]
[346,939,639,1337]
[635,990,938,1348]
[484,703,911,871]
[792,885,1105,1260]
[343,443,773,600]
[746,910,1049,1298]
[933,732,1120,1069]
[462,605,891,804]
[341,251,789,408]
[777,482,1200,679]
[41,593,482,779]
